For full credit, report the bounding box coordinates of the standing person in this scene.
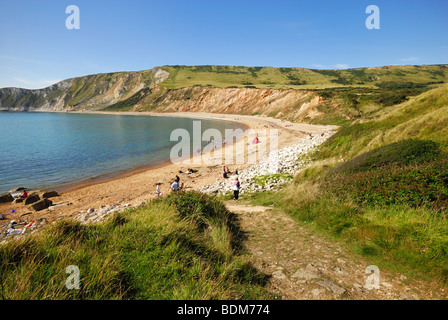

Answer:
[233,177,240,201]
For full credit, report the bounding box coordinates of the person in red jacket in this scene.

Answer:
[18,190,28,199]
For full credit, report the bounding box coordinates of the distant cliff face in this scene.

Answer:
[2,64,447,125]
[128,86,324,123]
[0,68,169,111]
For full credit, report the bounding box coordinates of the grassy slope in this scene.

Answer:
[0,192,271,300]
[104,65,448,127]
[247,85,448,283]
[159,64,448,90]
[317,84,448,159]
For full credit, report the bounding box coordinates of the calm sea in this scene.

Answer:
[0,112,244,193]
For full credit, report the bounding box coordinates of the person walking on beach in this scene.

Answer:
[233,177,240,201]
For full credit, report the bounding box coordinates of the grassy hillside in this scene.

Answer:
[0,191,271,299]
[159,64,448,90]
[317,84,448,158]
[248,85,448,283]
[2,64,448,124]
[103,65,448,127]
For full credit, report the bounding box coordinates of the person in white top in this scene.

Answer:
[156,183,163,197]
[171,180,180,192]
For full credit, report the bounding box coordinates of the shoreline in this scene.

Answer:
[1,110,250,195]
[52,112,252,194]
[0,111,338,227]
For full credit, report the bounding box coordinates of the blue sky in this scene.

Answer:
[0,0,447,89]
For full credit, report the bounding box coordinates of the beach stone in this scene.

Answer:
[29,199,52,211]
[24,193,41,205]
[48,202,72,211]
[0,193,14,203]
[40,191,59,199]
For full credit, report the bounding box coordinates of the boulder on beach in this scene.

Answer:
[24,193,41,205]
[8,187,27,193]
[29,198,52,211]
[12,198,25,204]
[0,193,14,204]
[39,191,59,199]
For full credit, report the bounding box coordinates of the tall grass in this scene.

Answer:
[0,191,271,300]
[275,179,448,282]
[248,86,448,283]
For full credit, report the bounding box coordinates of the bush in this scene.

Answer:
[326,158,448,210]
[158,191,229,229]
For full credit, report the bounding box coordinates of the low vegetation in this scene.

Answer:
[0,191,271,299]
[248,86,448,283]
[159,65,448,90]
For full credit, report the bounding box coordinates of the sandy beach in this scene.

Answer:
[0,112,337,226]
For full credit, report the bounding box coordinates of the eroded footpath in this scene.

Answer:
[225,202,448,300]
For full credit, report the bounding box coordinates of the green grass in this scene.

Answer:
[0,191,272,300]
[99,65,448,128]
[330,139,442,174]
[316,85,448,159]
[250,172,293,188]
[263,85,448,284]
[158,65,448,90]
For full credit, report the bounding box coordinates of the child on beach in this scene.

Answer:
[156,183,163,197]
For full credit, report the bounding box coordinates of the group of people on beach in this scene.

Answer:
[155,166,241,201]
[222,166,238,179]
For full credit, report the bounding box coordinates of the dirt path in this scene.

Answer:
[225,202,448,300]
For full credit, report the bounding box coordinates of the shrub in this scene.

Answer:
[326,158,448,210]
[159,191,229,229]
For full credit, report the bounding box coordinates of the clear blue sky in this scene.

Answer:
[1,0,447,89]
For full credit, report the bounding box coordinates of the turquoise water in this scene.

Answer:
[0,112,244,193]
